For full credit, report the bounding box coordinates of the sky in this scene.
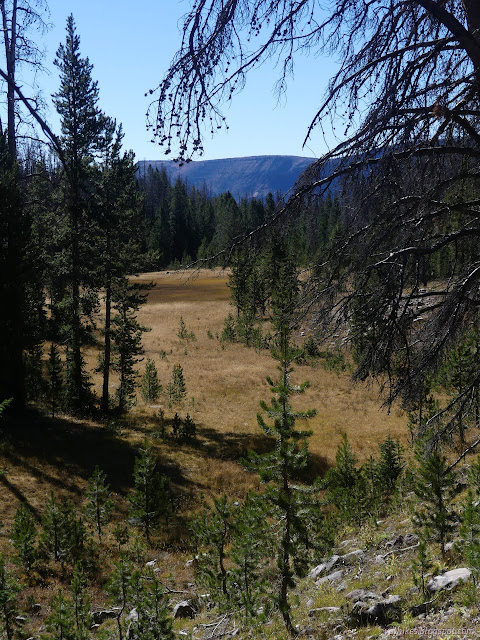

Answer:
[15,0,338,162]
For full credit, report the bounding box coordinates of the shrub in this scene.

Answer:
[167,364,186,404]
[140,358,162,403]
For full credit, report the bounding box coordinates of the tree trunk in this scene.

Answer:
[101,279,112,413]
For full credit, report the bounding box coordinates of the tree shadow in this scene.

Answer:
[0,408,195,503]
[189,423,330,480]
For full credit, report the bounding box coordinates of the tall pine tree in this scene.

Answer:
[52,15,105,412]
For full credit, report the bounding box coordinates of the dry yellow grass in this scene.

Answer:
[0,268,408,538]
[130,269,407,469]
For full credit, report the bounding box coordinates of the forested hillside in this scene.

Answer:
[139,155,315,199]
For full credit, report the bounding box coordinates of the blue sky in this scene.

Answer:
[20,0,337,162]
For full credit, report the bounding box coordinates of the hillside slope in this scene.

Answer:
[137,155,315,199]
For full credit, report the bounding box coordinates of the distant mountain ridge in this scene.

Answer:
[137,155,316,200]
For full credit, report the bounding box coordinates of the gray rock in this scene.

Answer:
[404,533,418,546]
[426,568,471,593]
[385,535,404,548]
[346,589,378,602]
[341,549,364,564]
[352,595,402,625]
[91,609,121,625]
[316,569,344,585]
[309,554,340,579]
[126,609,138,623]
[173,600,197,619]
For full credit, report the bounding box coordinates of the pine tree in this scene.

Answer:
[69,564,92,640]
[181,413,196,441]
[167,364,186,404]
[414,452,461,558]
[47,343,63,419]
[140,358,161,403]
[0,555,21,640]
[248,325,321,636]
[95,119,144,413]
[411,537,434,599]
[44,590,75,640]
[129,442,170,543]
[83,466,114,542]
[177,316,195,342]
[127,573,174,640]
[190,495,233,602]
[460,488,480,585]
[229,492,272,619]
[375,435,404,501]
[52,15,105,413]
[111,281,148,413]
[41,494,86,566]
[11,503,38,574]
[323,434,370,523]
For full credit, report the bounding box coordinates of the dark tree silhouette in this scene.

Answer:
[152,1,480,450]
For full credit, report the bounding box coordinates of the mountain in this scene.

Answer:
[137,155,316,200]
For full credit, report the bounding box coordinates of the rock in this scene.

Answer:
[145,559,157,568]
[316,569,344,585]
[339,539,356,549]
[385,535,404,548]
[404,533,418,546]
[15,616,27,624]
[444,541,456,552]
[30,603,41,613]
[91,609,121,625]
[346,589,378,602]
[309,554,340,579]
[426,568,472,593]
[126,609,138,623]
[125,609,138,640]
[341,549,364,564]
[352,595,402,626]
[173,600,197,619]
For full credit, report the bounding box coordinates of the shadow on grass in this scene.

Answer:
[189,423,330,481]
[0,408,195,504]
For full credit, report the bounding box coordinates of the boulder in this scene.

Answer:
[309,555,340,579]
[426,568,471,593]
[341,549,364,564]
[316,569,344,586]
[385,535,404,548]
[173,600,197,619]
[91,609,121,625]
[352,594,402,626]
[404,533,418,546]
[346,588,378,602]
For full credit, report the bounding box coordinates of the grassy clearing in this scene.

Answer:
[1,268,408,530]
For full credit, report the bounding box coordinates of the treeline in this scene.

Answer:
[139,164,342,268]
[0,16,148,414]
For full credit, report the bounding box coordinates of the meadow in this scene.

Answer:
[0,268,408,536]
